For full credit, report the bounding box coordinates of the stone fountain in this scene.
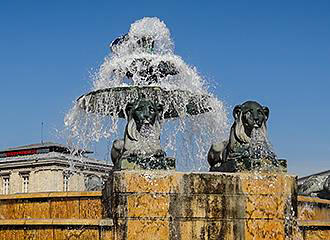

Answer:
[66,17,227,171]
[0,17,327,240]
[65,18,298,239]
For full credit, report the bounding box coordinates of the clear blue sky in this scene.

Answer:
[0,1,329,176]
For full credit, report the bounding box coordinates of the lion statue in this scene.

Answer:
[111,99,166,169]
[208,100,273,171]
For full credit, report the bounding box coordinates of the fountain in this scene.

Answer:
[65,17,227,171]
[65,17,299,239]
[0,17,329,240]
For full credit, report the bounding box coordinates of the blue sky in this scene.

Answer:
[0,1,329,176]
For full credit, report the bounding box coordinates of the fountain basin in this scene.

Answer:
[77,86,213,119]
[103,170,297,239]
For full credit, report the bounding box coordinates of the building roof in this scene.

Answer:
[0,142,93,158]
[1,142,68,152]
[298,169,330,183]
[0,151,112,172]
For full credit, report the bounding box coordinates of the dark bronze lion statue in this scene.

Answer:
[111,99,174,170]
[208,101,276,172]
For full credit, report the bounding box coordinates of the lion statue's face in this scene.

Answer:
[233,101,269,142]
[130,100,161,132]
[125,99,163,141]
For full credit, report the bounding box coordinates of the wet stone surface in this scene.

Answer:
[103,171,297,239]
[120,156,175,170]
[212,158,287,173]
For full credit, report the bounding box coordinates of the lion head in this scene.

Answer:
[125,99,163,141]
[232,101,269,144]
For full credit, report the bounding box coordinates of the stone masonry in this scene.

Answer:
[103,171,297,240]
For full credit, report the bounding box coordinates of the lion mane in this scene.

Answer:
[124,115,162,154]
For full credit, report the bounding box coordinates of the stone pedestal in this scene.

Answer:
[211,158,287,173]
[103,171,297,240]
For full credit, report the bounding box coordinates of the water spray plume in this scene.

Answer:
[65,17,228,171]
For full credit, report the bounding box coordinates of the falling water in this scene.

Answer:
[64,17,228,171]
[249,128,276,161]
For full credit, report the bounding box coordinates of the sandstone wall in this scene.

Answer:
[103,171,297,240]
[297,195,330,240]
[0,191,113,240]
[2,172,330,239]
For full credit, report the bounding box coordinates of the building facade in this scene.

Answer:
[298,170,330,186]
[0,142,112,194]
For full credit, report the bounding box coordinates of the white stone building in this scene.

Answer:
[0,142,112,194]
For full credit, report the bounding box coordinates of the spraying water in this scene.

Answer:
[64,17,228,171]
[249,128,277,161]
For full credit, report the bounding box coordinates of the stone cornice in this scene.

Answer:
[0,152,112,173]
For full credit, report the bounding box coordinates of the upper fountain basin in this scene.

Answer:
[77,86,213,119]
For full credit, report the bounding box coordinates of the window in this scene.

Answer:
[22,175,29,193]
[3,176,9,194]
[19,172,30,193]
[63,175,69,192]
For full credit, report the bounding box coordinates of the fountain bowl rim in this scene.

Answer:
[76,86,213,119]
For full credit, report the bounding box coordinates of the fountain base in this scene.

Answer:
[119,155,175,170]
[103,170,297,239]
[211,158,287,173]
